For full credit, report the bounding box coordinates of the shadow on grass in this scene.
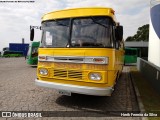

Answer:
[131,67,160,119]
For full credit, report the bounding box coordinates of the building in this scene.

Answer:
[124,41,148,58]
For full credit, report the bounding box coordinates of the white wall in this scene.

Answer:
[148,19,160,67]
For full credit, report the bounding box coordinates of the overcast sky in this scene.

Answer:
[0,0,150,51]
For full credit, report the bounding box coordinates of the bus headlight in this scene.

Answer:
[39,68,48,75]
[89,73,102,80]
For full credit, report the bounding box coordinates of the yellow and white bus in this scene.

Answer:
[32,7,124,96]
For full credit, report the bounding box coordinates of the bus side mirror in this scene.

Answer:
[115,26,123,41]
[30,26,34,41]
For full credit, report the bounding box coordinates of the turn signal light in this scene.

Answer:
[93,58,104,63]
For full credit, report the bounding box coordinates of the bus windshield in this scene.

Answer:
[41,16,113,48]
[71,17,112,47]
[41,19,70,48]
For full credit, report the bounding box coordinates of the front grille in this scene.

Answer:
[54,69,67,78]
[53,69,82,80]
[68,70,82,79]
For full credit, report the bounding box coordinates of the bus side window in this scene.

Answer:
[119,40,124,50]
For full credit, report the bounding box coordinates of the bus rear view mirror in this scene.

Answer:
[115,26,123,41]
[30,27,34,41]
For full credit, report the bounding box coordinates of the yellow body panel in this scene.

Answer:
[42,7,116,22]
[37,48,124,87]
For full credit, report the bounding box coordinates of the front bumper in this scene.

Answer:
[35,79,114,96]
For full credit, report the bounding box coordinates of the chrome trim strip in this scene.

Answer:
[38,55,108,64]
[35,79,113,96]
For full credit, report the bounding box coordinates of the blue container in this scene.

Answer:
[9,43,29,56]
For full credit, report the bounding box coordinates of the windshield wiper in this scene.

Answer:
[91,17,108,28]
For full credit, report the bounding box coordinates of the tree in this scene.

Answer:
[126,24,149,41]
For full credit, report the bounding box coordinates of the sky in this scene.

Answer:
[0,0,150,51]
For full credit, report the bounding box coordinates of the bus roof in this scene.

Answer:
[42,7,117,23]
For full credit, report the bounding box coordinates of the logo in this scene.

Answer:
[0,1,35,3]
[151,4,160,39]
[2,112,11,117]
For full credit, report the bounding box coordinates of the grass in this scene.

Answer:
[130,66,160,120]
